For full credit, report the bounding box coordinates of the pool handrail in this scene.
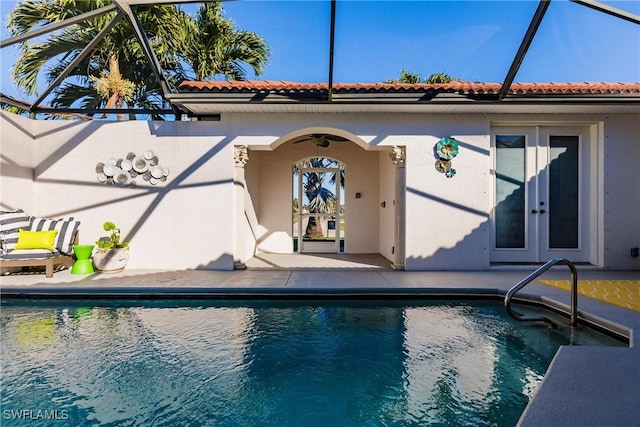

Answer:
[505,257,578,328]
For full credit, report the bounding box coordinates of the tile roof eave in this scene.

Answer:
[168,91,640,105]
[177,81,640,97]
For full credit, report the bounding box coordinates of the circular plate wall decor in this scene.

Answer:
[133,156,149,173]
[97,150,170,188]
[113,170,131,187]
[120,159,133,171]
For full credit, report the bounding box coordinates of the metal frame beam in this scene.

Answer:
[0,93,174,117]
[0,4,118,48]
[327,0,337,102]
[31,107,175,115]
[30,11,125,111]
[498,0,551,101]
[127,0,223,5]
[571,0,640,25]
[112,0,172,97]
[1,0,637,116]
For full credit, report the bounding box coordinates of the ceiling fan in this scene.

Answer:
[292,134,349,148]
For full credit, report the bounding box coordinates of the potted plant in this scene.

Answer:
[92,221,129,273]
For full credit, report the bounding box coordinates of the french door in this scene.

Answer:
[491,126,591,263]
[294,161,343,253]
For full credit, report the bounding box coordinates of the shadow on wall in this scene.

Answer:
[33,137,234,242]
[406,185,491,270]
[33,122,103,178]
[0,112,105,180]
[1,116,238,269]
[1,110,91,140]
[147,121,230,138]
[404,149,529,270]
[120,136,235,250]
[405,145,595,270]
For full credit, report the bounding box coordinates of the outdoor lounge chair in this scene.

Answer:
[0,209,80,278]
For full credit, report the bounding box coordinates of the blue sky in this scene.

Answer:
[1,0,639,103]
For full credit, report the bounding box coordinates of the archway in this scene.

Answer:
[243,127,396,268]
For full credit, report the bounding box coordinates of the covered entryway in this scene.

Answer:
[239,128,403,269]
[491,125,594,263]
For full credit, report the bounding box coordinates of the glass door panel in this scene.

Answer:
[548,136,580,249]
[491,126,590,264]
[491,128,537,262]
[495,135,526,249]
[539,128,589,261]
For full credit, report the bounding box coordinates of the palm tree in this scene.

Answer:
[296,157,345,239]
[385,69,422,84]
[178,2,269,80]
[424,72,457,84]
[8,0,185,119]
[7,1,269,118]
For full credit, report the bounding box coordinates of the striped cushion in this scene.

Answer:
[0,209,31,252]
[0,249,59,260]
[29,217,80,255]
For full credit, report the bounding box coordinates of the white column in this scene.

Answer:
[389,146,406,270]
[233,145,248,270]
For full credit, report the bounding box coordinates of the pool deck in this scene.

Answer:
[1,260,639,427]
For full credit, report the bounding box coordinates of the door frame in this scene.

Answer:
[294,161,343,254]
[490,124,599,264]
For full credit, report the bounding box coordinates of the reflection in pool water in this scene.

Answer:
[0,300,624,426]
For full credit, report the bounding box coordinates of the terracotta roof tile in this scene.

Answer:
[178,80,640,95]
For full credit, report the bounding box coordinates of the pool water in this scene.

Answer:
[0,299,623,426]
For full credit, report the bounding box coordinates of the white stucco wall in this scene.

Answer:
[378,151,396,260]
[2,110,638,271]
[0,112,36,212]
[2,114,236,270]
[341,146,380,253]
[601,115,640,269]
[404,116,491,270]
[242,160,261,261]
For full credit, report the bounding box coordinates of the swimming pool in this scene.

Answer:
[1,299,624,426]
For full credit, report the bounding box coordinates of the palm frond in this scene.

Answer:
[51,82,102,109]
[308,187,337,214]
[179,2,269,81]
[6,0,269,117]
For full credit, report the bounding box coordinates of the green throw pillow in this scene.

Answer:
[14,229,59,251]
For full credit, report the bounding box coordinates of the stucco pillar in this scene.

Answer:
[233,145,248,270]
[389,146,406,270]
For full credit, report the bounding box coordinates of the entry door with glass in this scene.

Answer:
[293,158,344,253]
[491,126,591,263]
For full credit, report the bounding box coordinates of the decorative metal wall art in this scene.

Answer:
[96,150,169,188]
[434,137,459,178]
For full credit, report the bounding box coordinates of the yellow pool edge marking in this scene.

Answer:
[538,280,640,313]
